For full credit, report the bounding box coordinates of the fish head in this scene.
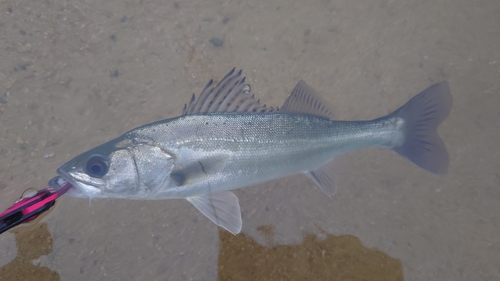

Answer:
[52,136,175,199]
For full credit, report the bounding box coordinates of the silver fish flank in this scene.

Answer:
[51,68,452,234]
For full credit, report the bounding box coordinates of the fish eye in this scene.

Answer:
[84,155,109,178]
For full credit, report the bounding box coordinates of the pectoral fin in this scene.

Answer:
[170,156,228,186]
[187,191,242,234]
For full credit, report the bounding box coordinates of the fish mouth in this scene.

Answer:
[49,168,89,198]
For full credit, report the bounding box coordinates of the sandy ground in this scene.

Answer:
[0,0,499,280]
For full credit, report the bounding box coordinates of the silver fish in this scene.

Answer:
[51,68,452,234]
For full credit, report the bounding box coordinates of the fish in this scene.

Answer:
[50,68,452,234]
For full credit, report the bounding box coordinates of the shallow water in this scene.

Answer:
[0,0,499,280]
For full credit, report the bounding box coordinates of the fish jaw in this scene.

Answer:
[54,167,103,198]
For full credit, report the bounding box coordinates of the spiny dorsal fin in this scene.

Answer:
[281,80,333,119]
[182,68,277,115]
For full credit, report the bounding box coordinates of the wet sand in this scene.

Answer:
[1,0,499,280]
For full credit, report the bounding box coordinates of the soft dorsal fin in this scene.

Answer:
[281,80,333,119]
[182,68,277,115]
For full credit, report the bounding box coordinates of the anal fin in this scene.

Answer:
[187,191,242,235]
[306,159,338,196]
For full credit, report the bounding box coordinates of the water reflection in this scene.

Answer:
[0,217,60,281]
[0,215,403,281]
[218,226,403,281]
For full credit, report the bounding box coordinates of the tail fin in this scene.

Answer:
[390,82,452,174]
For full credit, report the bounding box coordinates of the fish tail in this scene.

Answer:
[389,82,452,174]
